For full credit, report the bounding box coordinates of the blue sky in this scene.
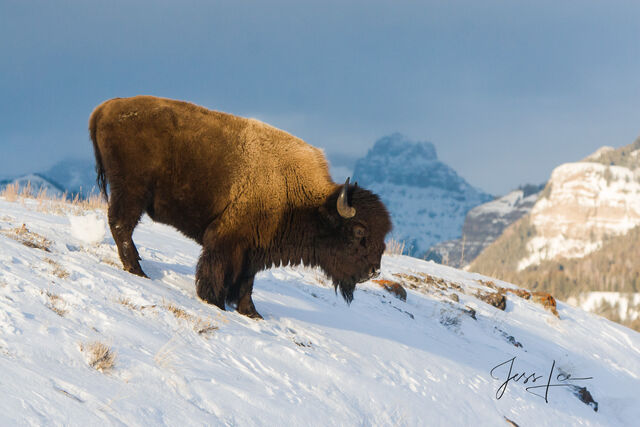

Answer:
[2,0,640,195]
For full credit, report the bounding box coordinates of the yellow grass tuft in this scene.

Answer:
[44,257,70,279]
[1,224,52,251]
[1,180,107,215]
[164,301,192,321]
[117,297,156,311]
[81,341,116,371]
[162,299,219,336]
[384,238,406,256]
[45,291,67,316]
[1,183,19,202]
[193,318,219,336]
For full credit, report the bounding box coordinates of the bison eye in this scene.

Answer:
[353,225,366,238]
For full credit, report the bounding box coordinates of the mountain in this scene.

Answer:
[470,138,640,330]
[353,133,492,257]
[429,184,543,268]
[1,194,638,424]
[0,158,98,199]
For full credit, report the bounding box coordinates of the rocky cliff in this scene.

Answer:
[472,138,640,273]
[469,137,640,330]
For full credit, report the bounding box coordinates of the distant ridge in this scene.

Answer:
[0,158,98,198]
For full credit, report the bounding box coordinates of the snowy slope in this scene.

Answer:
[353,134,492,256]
[1,196,639,426]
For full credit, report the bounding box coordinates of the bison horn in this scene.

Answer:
[337,177,356,218]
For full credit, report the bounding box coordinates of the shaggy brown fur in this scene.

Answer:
[89,96,391,318]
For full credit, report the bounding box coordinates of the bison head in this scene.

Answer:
[318,178,392,303]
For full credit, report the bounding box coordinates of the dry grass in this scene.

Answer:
[163,300,219,336]
[46,291,67,316]
[193,318,219,336]
[44,257,70,279]
[0,180,107,215]
[384,238,406,256]
[1,224,52,251]
[118,297,218,336]
[100,257,121,268]
[164,301,192,321]
[154,335,179,369]
[1,183,19,202]
[81,341,116,371]
[117,297,156,311]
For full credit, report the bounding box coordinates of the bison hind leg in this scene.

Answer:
[108,190,148,278]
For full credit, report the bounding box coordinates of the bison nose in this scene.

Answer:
[368,267,380,279]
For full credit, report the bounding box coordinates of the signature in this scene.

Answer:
[490,356,593,402]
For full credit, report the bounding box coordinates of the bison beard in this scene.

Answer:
[89,96,391,318]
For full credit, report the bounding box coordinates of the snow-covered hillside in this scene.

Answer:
[1,196,639,425]
[353,134,492,256]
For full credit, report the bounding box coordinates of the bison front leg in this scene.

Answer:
[234,275,262,319]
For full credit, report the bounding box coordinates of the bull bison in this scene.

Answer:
[89,96,391,318]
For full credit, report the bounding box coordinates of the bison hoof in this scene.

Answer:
[244,311,263,320]
[238,306,263,320]
[126,266,148,278]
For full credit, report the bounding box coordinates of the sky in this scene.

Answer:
[2,0,640,195]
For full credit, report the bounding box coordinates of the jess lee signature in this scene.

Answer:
[490,356,593,402]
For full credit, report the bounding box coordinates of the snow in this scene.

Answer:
[1,196,639,425]
[467,190,537,218]
[568,293,640,322]
[68,213,106,245]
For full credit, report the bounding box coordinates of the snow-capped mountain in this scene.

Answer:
[430,184,543,268]
[1,194,638,425]
[353,133,492,257]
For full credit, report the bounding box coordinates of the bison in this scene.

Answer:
[89,96,391,318]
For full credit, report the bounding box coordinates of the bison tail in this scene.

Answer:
[89,107,108,200]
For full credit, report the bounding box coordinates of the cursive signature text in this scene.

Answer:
[490,356,593,402]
